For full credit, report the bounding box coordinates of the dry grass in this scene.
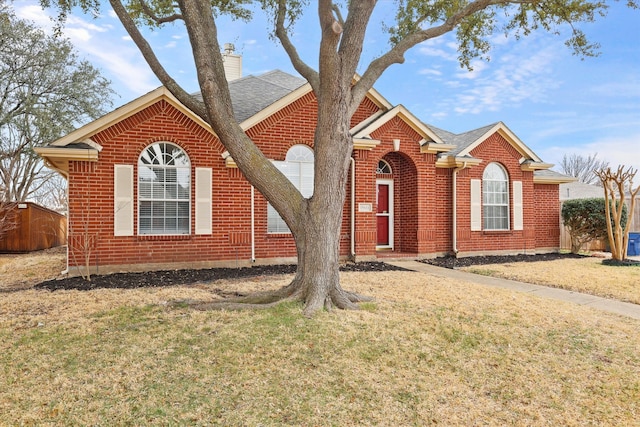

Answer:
[462,256,640,304]
[0,246,66,292]
[1,260,639,425]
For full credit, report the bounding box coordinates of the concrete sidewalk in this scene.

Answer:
[385,260,640,320]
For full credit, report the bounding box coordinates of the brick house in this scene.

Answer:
[36,64,572,275]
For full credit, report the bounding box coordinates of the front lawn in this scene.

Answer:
[461,256,640,304]
[1,270,638,425]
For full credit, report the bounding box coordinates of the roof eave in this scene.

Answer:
[458,122,543,163]
[534,175,578,184]
[353,137,382,151]
[352,105,444,144]
[35,146,100,175]
[435,155,482,168]
[521,161,554,172]
[420,141,456,154]
[49,87,215,148]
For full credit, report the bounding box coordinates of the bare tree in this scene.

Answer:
[595,166,639,261]
[0,6,113,204]
[559,153,609,185]
[43,0,638,316]
[29,175,68,214]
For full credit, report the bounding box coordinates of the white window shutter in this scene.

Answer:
[195,167,212,235]
[470,179,482,231]
[513,180,523,231]
[114,165,134,236]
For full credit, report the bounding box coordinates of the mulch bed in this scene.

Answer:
[420,252,587,269]
[35,262,409,292]
[35,253,606,292]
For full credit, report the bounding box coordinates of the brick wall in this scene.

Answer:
[66,95,560,273]
[453,133,560,255]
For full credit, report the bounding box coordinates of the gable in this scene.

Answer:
[434,122,552,171]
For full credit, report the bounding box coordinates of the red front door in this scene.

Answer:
[376,181,392,247]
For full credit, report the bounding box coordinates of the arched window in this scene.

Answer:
[377,159,392,174]
[138,142,191,235]
[267,145,314,233]
[482,162,509,230]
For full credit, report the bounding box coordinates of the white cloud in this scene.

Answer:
[436,40,561,115]
[416,37,459,62]
[14,4,55,29]
[17,1,158,99]
[454,60,488,80]
[418,68,442,76]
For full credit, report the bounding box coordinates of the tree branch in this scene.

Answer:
[137,0,183,24]
[274,0,318,90]
[108,0,206,120]
[352,0,503,111]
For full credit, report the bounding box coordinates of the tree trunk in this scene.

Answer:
[289,90,359,316]
[160,0,370,316]
[292,214,358,316]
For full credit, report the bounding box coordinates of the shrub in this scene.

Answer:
[562,198,627,253]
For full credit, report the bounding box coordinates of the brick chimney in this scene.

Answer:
[222,43,242,81]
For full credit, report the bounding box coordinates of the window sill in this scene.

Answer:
[267,233,293,238]
[137,234,191,241]
[482,230,512,235]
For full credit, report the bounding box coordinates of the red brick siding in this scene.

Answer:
[66,95,560,272]
[534,183,561,248]
[454,133,557,255]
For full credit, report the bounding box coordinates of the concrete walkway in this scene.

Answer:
[385,260,640,320]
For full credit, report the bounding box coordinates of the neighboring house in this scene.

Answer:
[36,55,573,275]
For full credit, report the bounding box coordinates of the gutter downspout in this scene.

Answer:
[250,186,255,263]
[350,157,356,260]
[452,161,469,256]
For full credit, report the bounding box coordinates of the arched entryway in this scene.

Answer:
[376,153,418,254]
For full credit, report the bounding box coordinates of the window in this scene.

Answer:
[377,159,392,174]
[482,162,509,230]
[267,145,314,233]
[138,142,190,235]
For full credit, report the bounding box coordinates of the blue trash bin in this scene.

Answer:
[628,232,640,256]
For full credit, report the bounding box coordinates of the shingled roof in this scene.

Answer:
[429,123,499,156]
[193,70,307,123]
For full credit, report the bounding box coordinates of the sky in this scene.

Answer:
[15,0,640,176]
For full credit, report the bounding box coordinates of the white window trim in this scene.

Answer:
[482,163,510,231]
[137,142,191,236]
[376,178,394,250]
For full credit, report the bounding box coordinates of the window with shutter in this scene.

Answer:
[138,142,191,235]
[482,163,509,230]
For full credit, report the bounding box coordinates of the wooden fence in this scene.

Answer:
[0,202,67,253]
[560,197,640,251]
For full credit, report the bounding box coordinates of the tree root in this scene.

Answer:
[168,283,374,316]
